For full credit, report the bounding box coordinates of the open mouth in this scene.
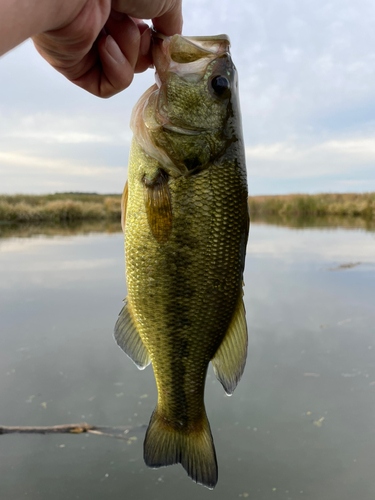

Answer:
[152,32,231,83]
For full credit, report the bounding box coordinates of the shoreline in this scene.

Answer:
[0,192,374,223]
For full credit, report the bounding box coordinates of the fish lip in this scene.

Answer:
[152,31,231,82]
[152,30,231,53]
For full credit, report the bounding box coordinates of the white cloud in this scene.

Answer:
[0,112,132,144]
[0,152,121,177]
[6,130,113,144]
[1,0,375,193]
[246,137,375,178]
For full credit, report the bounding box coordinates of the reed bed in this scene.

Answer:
[0,194,121,223]
[0,192,374,223]
[248,192,375,219]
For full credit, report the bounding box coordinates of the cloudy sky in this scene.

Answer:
[1,0,375,195]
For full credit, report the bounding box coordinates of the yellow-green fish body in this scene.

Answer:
[115,33,249,489]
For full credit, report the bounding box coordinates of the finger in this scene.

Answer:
[74,13,139,98]
[71,34,133,98]
[134,26,152,73]
[35,35,99,77]
[152,1,183,36]
[33,1,107,66]
[32,0,105,79]
[111,0,183,35]
[105,12,140,68]
[105,13,152,75]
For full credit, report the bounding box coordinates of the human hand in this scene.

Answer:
[32,0,183,98]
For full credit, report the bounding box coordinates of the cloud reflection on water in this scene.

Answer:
[248,223,375,267]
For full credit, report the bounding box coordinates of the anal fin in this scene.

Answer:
[114,298,151,370]
[211,294,247,395]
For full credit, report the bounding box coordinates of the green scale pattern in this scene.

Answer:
[125,139,248,429]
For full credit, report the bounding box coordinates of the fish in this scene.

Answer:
[114,32,249,489]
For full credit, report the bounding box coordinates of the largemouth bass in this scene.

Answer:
[115,32,249,489]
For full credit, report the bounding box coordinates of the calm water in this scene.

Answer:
[0,220,374,500]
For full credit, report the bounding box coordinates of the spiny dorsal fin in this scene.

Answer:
[121,181,128,233]
[143,170,172,243]
[114,298,151,370]
[211,294,247,395]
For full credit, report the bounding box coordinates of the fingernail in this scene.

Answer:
[105,35,125,63]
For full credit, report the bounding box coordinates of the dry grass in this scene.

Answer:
[1,192,374,223]
[248,192,375,219]
[0,193,121,223]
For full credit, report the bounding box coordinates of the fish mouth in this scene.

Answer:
[152,31,231,84]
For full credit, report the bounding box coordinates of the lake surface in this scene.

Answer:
[0,219,374,500]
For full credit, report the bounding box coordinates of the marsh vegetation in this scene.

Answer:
[0,193,121,223]
[1,192,374,224]
[248,192,375,219]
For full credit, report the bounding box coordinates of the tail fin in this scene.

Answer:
[143,407,218,489]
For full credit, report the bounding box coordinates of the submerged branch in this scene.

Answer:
[0,423,146,440]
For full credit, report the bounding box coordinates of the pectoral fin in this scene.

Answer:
[114,298,151,370]
[121,181,128,233]
[143,169,172,243]
[211,294,247,395]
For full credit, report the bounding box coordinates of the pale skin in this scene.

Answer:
[0,0,183,97]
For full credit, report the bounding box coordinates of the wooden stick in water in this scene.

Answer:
[0,423,146,439]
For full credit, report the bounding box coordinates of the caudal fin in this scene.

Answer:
[143,408,218,489]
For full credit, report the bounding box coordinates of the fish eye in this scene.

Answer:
[210,75,230,96]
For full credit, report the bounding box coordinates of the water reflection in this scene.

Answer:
[252,214,375,231]
[0,220,122,239]
[0,215,374,240]
[0,217,374,500]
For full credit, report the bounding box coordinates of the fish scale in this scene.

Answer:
[114,33,248,489]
